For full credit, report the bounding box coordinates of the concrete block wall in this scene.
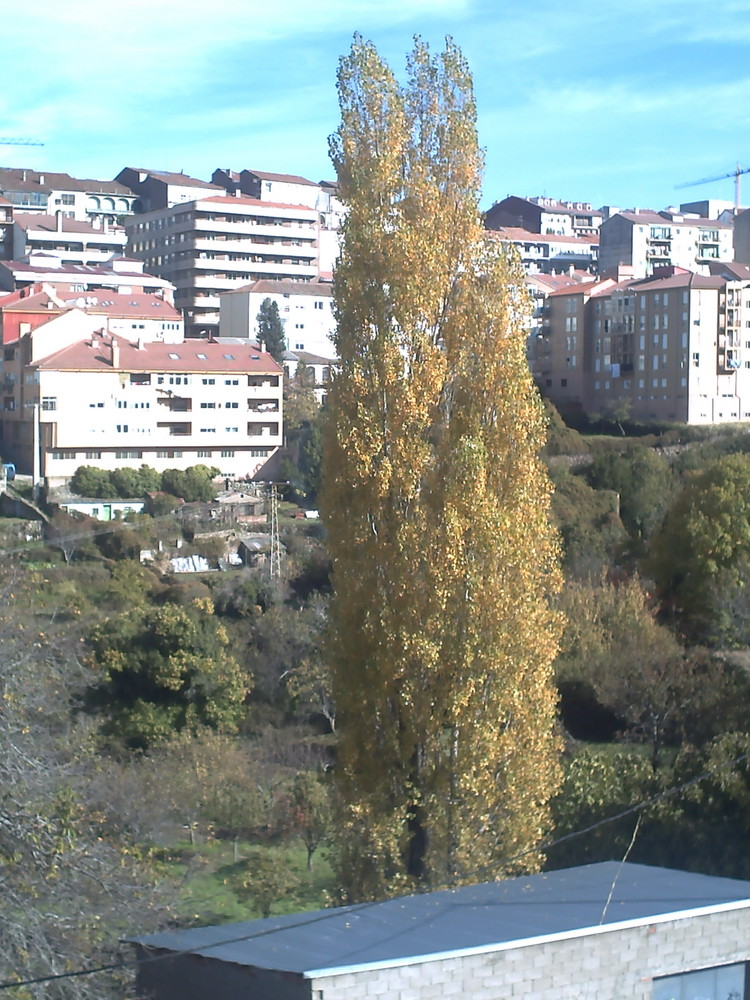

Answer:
[310,906,750,1000]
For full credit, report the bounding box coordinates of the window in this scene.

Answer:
[202,378,215,385]
[225,378,239,385]
[85,451,101,459]
[41,397,57,411]
[220,449,235,458]
[3,347,14,361]
[200,402,216,408]
[52,450,76,460]
[197,450,212,458]
[653,962,746,1000]
[225,401,239,408]
[116,424,128,432]
[4,397,14,411]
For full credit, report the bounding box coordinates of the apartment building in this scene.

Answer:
[487,226,598,274]
[540,267,750,424]
[219,278,335,356]
[126,196,319,339]
[486,196,605,237]
[211,169,343,273]
[11,213,126,265]
[599,210,734,278]
[0,312,282,485]
[525,270,597,374]
[0,285,183,345]
[0,253,175,299]
[116,168,225,214]
[0,168,137,223]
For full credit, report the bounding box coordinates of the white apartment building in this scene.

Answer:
[0,253,175,298]
[125,196,319,339]
[488,227,598,274]
[12,213,127,266]
[219,278,335,357]
[599,210,734,278]
[1,313,282,485]
[541,268,750,424]
[485,196,606,237]
[211,170,343,274]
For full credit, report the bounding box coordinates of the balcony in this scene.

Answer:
[157,422,192,436]
[247,399,279,413]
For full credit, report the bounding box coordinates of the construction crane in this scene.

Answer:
[676,162,750,212]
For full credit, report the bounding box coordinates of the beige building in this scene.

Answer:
[599,210,734,278]
[540,267,750,424]
[125,196,319,339]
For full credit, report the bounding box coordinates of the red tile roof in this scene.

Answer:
[34,336,282,374]
[488,227,599,246]
[227,279,333,298]
[200,195,316,213]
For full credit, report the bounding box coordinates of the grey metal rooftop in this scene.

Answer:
[131,862,750,978]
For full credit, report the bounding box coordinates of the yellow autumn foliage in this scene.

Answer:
[322,35,563,901]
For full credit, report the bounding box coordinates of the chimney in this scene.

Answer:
[39,174,45,185]
[111,339,120,368]
[56,211,63,232]
[260,341,266,353]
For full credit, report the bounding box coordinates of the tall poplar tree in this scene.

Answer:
[322,36,563,901]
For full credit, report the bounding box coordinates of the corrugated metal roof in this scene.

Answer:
[130,862,750,978]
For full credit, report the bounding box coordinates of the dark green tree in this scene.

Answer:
[160,465,220,502]
[86,599,250,749]
[648,453,750,640]
[257,297,287,363]
[586,445,673,542]
[70,465,113,498]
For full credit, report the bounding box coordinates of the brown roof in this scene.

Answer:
[228,279,333,298]
[34,336,282,374]
[14,213,126,236]
[126,169,222,190]
[0,259,169,283]
[0,168,131,196]
[243,169,317,186]
[488,227,599,246]
[615,210,733,229]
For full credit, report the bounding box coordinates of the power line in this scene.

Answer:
[1,745,748,992]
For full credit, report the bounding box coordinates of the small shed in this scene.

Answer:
[131,862,750,1000]
[236,533,276,567]
[57,497,145,521]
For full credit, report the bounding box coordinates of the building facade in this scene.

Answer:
[486,196,606,237]
[599,210,734,278]
[0,168,137,223]
[0,311,282,485]
[488,226,598,274]
[11,213,126,265]
[539,268,750,424]
[219,278,335,356]
[125,196,319,339]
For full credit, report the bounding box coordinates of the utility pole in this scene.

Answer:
[269,483,281,580]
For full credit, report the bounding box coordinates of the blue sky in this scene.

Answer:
[3,0,749,211]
